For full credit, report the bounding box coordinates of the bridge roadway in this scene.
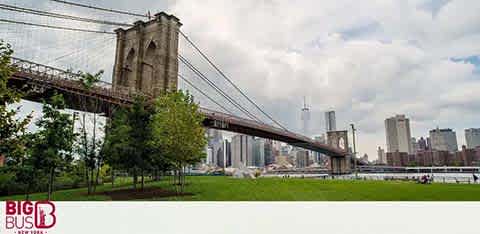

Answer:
[8,57,347,157]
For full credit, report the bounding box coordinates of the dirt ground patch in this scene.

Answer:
[92,187,193,200]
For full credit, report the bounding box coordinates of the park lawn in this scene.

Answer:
[2,176,480,201]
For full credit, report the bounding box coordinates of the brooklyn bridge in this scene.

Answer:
[2,3,349,173]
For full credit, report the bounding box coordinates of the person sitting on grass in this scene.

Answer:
[474,174,478,183]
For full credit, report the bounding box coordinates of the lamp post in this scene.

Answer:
[351,124,357,178]
[72,112,79,133]
[71,111,79,157]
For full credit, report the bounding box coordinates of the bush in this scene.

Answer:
[55,173,85,190]
[0,171,16,196]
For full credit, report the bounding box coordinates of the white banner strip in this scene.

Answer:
[1,202,479,234]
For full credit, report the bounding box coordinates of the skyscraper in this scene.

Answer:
[313,135,327,164]
[207,129,223,166]
[216,139,231,168]
[264,139,274,166]
[429,128,458,152]
[206,147,213,165]
[325,111,336,132]
[418,137,428,151]
[296,150,310,168]
[231,134,253,168]
[301,97,311,136]
[385,115,412,153]
[222,139,231,167]
[465,128,480,149]
[411,137,420,153]
[377,146,386,164]
[252,138,266,167]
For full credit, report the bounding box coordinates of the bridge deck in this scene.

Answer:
[8,57,347,157]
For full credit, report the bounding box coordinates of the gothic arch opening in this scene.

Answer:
[122,48,135,87]
[142,41,159,93]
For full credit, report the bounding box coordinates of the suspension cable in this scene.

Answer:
[0,19,116,34]
[50,0,148,18]
[179,54,263,123]
[178,73,233,114]
[179,31,288,131]
[0,3,132,27]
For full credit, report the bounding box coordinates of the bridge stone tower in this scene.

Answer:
[112,12,182,97]
[327,130,352,174]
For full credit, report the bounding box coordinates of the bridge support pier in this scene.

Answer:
[330,156,351,175]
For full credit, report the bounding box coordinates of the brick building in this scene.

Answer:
[387,146,480,167]
[386,151,409,166]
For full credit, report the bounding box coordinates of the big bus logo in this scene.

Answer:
[5,201,56,233]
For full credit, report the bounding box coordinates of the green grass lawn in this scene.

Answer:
[2,176,480,201]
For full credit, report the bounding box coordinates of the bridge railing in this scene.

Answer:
[10,57,144,103]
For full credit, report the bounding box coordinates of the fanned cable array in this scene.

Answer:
[0,0,289,131]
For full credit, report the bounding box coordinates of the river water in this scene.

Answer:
[263,173,480,184]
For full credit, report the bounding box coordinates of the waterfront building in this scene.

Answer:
[264,139,274,166]
[429,127,458,152]
[231,134,253,168]
[253,138,266,167]
[465,128,480,149]
[411,137,420,153]
[296,150,310,168]
[207,129,223,166]
[377,146,386,164]
[219,139,231,168]
[385,115,412,153]
[418,137,428,151]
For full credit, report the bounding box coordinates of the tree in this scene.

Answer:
[31,94,76,200]
[103,96,153,191]
[127,96,154,191]
[75,113,103,194]
[0,39,20,104]
[75,70,104,194]
[0,40,35,199]
[0,40,32,162]
[103,109,132,187]
[79,70,103,90]
[150,91,207,193]
[11,132,40,200]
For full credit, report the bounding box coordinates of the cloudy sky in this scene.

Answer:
[2,0,480,159]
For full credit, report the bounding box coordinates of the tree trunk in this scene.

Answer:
[175,169,179,195]
[90,167,94,193]
[154,168,160,181]
[173,170,176,185]
[141,168,145,191]
[94,157,103,192]
[86,167,91,195]
[92,112,99,193]
[25,182,31,201]
[47,167,54,200]
[181,166,186,193]
[180,167,183,193]
[111,167,115,188]
[133,168,138,190]
[93,167,99,193]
